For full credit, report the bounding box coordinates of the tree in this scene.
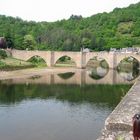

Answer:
[22,35,36,50]
[1,2,140,51]
[81,37,91,48]
[5,35,14,49]
[63,38,73,51]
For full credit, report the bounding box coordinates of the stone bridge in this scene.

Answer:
[9,49,140,69]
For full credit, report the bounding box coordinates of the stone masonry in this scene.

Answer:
[8,49,140,69]
[97,76,140,140]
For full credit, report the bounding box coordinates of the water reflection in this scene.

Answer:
[28,75,42,80]
[117,57,140,81]
[0,84,130,108]
[0,65,139,140]
[117,67,140,81]
[1,68,139,86]
[57,72,75,79]
[87,66,109,80]
[0,81,131,140]
[87,64,140,81]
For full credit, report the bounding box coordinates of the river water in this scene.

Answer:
[0,67,139,140]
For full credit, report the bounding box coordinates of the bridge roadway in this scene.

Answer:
[9,49,140,69]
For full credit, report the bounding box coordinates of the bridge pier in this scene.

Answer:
[76,52,87,69]
[47,51,55,67]
[107,52,117,69]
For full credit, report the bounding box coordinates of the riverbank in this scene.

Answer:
[0,57,35,71]
[97,75,140,140]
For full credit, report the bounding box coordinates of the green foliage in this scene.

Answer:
[0,2,140,51]
[22,34,36,50]
[27,56,47,66]
[5,34,14,48]
[57,72,75,79]
[0,57,35,70]
[0,49,8,59]
[117,22,133,34]
[0,60,6,67]
[58,56,70,62]
[116,136,125,140]
[0,83,131,107]
[55,56,76,67]
[100,60,109,68]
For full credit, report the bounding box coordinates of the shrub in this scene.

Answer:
[0,49,7,59]
[27,56,46,66]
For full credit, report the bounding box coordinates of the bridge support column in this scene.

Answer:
[75,69,86,85]
[76,52,87,69]
[108,52,117,69]
[47,51,54,67]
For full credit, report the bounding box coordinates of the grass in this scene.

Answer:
[27,56,47,67]
[0,49,40,71]
[116,136,125,140]
[0,57,35,71]
[1,57,32,66]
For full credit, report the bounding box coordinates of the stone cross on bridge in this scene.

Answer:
[9,49,140,69]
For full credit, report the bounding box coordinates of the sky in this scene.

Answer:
[0,0,140,22]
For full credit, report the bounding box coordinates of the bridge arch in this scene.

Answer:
[54,54,77,67]
[86,55,109,68]
[87,67,109,80]
[26,55,47,65]
[117,55,140,69]
[11,50,50,65]
[10,49,140,69]
[117,68,140,81]
[85,51,114,68]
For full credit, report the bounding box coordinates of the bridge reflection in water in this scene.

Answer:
[1,67,139,85]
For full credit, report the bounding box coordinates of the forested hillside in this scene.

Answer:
[0,2,140,51]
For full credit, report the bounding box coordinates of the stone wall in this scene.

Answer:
[97,77,140,140]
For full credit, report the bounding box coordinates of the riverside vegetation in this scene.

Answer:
[0,49,47,70]
[1,2,140,70]
[0,2,140,51]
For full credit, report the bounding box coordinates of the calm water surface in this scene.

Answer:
[0,67,139,140]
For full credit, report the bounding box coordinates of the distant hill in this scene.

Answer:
[0,2,140,51]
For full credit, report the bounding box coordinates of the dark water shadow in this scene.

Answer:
[57,72,75,80]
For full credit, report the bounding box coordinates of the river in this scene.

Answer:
[0,66,139,140]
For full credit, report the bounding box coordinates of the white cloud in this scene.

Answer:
[0,0,139,21]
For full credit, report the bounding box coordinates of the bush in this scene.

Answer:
[0,61,7,68]
[0,49,7,59]
[0,61,6,67]
[27,56,47,66]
